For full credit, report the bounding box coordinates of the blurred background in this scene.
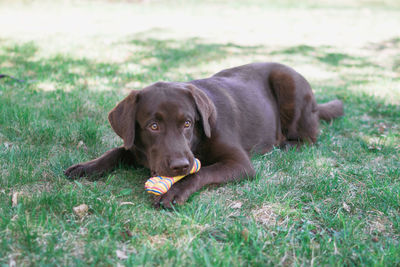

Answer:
[1,0,399,101]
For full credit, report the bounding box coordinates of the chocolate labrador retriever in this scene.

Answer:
[65,62,343,208]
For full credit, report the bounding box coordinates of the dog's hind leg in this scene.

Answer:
[268,65,320,145]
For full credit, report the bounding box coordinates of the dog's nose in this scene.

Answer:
[169,158,190,174]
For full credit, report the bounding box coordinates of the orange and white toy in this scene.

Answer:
[145,159,201,196]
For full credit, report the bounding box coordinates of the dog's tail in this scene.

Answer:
[317,99,344,121]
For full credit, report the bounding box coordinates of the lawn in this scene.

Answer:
[0,0,399,265]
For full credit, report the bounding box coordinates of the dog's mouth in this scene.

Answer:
[150,169,190,178]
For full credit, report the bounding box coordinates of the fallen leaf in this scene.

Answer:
[12,192,21,207]
[230,201,242,209]
[116,249,128,260]
[4,142,12,149]
[9,257,16,267]
[120,229,133,240]
[241,228,249,241]
[77,140,87,151]
[343,202,351,213]
[368,144,382,151]
[73,204,89,218]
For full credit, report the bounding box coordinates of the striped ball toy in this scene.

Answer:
[145,158,201,196]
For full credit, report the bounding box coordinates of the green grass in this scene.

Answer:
[1,0,399,265]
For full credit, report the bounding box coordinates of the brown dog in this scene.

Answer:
[65,62,343,208]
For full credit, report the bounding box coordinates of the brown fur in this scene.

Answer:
[65,62,344,208]
[108,91,138,149]
[269,69,296,135]
[318,100,345,121]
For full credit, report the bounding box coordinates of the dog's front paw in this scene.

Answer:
[153,185,190,209]
[64,163,91,179]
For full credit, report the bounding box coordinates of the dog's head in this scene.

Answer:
[108,82,216,177]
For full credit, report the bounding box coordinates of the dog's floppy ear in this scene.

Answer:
[108,90,139,149]
[186,84,217,138]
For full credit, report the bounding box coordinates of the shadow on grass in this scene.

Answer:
[366,36,400,72]
[0,42,119,87]
[0,37,262,86]
[2,41,38,59]
[271,44,379,68]
[126,37,261,76]
[367,37,400,51]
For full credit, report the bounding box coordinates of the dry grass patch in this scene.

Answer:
[252,203,298,228]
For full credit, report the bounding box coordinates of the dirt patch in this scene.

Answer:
[147,233,169,247]
[252,203,280,227]
[366,214,393,236]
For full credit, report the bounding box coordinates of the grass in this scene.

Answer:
[0,0,399,265]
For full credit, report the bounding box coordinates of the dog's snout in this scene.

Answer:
[169,158,190,174]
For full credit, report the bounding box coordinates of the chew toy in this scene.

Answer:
[145,158,201,196]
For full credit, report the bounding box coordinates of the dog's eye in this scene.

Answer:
[184,120,191,128]
[149,123,159,131]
